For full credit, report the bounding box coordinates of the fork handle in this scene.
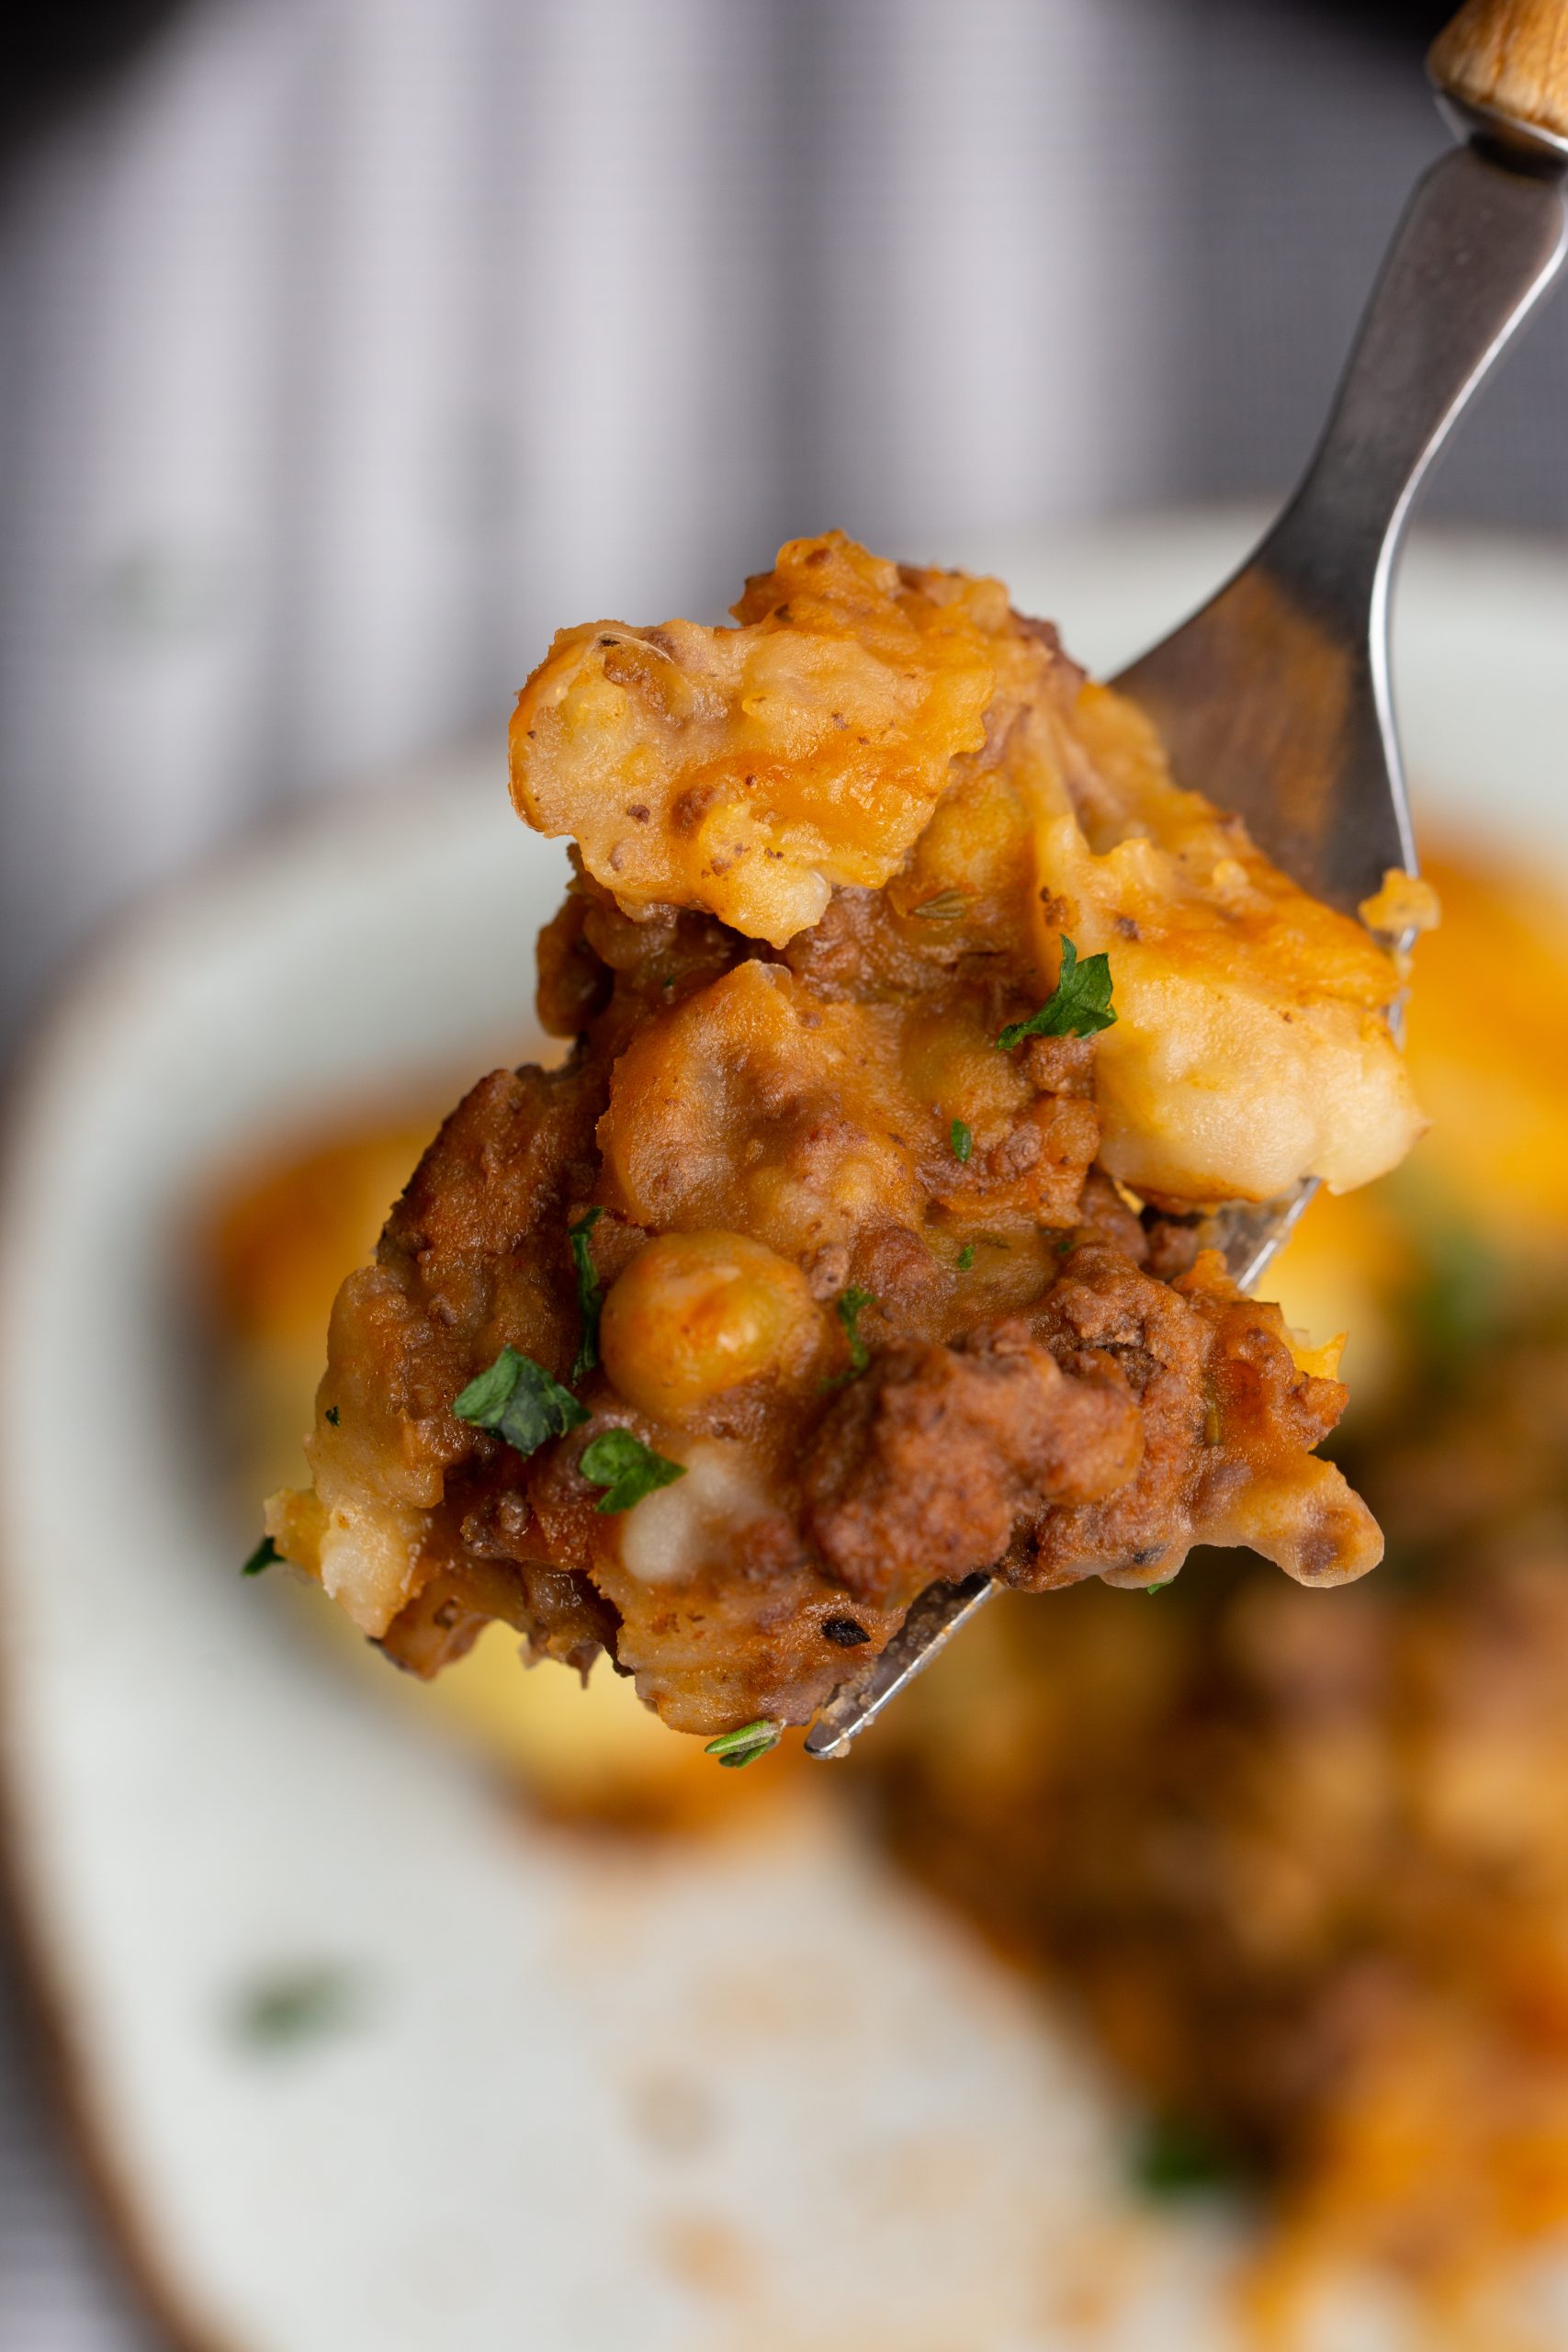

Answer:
[1264,138,1567,614]
[1431,0,1568,150]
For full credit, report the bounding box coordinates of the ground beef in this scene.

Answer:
[805,1320,1143,1601]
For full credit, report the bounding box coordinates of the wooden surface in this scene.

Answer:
[1431,0,1568,143]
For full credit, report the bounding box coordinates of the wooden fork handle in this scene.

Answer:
[1431,0,1568,147]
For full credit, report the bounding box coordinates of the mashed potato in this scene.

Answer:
[514,532,1421,1207]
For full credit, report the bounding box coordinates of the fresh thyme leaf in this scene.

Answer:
[703,1717,782,1769]
[950,1118,973,1164]
[579,1426,686,1513]
[232,1963,361,2051]
[453,1346,589,1460]
[909,888,968,921]
[324,1405,340,1426]
[242,1534,279,1577]
[956,1244,976,1272]
[569,1207,605,1382]
[996,936,1116,1049]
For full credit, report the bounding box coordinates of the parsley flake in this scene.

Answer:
[820,1286,875,1389]
[956,1244,976,1272]
[232,1963,362,2051]
[453,1346,589,1460]
[996,936,1116,1050]
[242,1534,279,1577]
[704,1718,782,1769]
[909,888,968,922]
[324,1405,340,1426]
[579,1426,685,1513]
[569,1207,604,1382]
[1132,2110,1242,2199]
[950,1118,973,1164]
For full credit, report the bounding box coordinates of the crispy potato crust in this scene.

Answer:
[511,534,1007,947]
[514,532,1421,1202]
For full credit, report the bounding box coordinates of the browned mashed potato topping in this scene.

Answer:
[265,534,1420,1742]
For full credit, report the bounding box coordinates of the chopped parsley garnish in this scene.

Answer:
[1145,1580,1172,1596]
[821,1285,875,1389]
[569,1207,604,1382]
[956,1244,976,1272]
[453,1346,589,1459]
[910,888,968,921]
[996,936,1116,1049]
[949,1118,973,1164]
[232,1963,362,2051]
[1132,2110,1243,2199]
[324,1405,340,1426]
[579,1426,685,1513]
[242,1534,279,1577]
[703,1718,782,1769]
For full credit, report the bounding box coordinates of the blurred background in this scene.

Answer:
[3,0,1565,1065]
[2,2,1566,2347]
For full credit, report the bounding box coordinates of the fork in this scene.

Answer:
[805,0,1568,1761]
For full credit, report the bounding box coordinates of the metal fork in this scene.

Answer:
[805,2,1568,1761]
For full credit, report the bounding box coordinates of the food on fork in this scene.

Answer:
[262,533,1424,1747]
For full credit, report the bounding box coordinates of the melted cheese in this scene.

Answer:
[511,534,1000,948]
[1021,684,1425,1202]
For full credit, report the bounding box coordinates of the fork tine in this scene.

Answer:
[803,1575,996,1758]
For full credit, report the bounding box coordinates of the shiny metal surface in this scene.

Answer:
[1436,89,1568,168]
[802,1576,996,1760]
[1114,141,1565,919]
[805,121,1568,1766]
